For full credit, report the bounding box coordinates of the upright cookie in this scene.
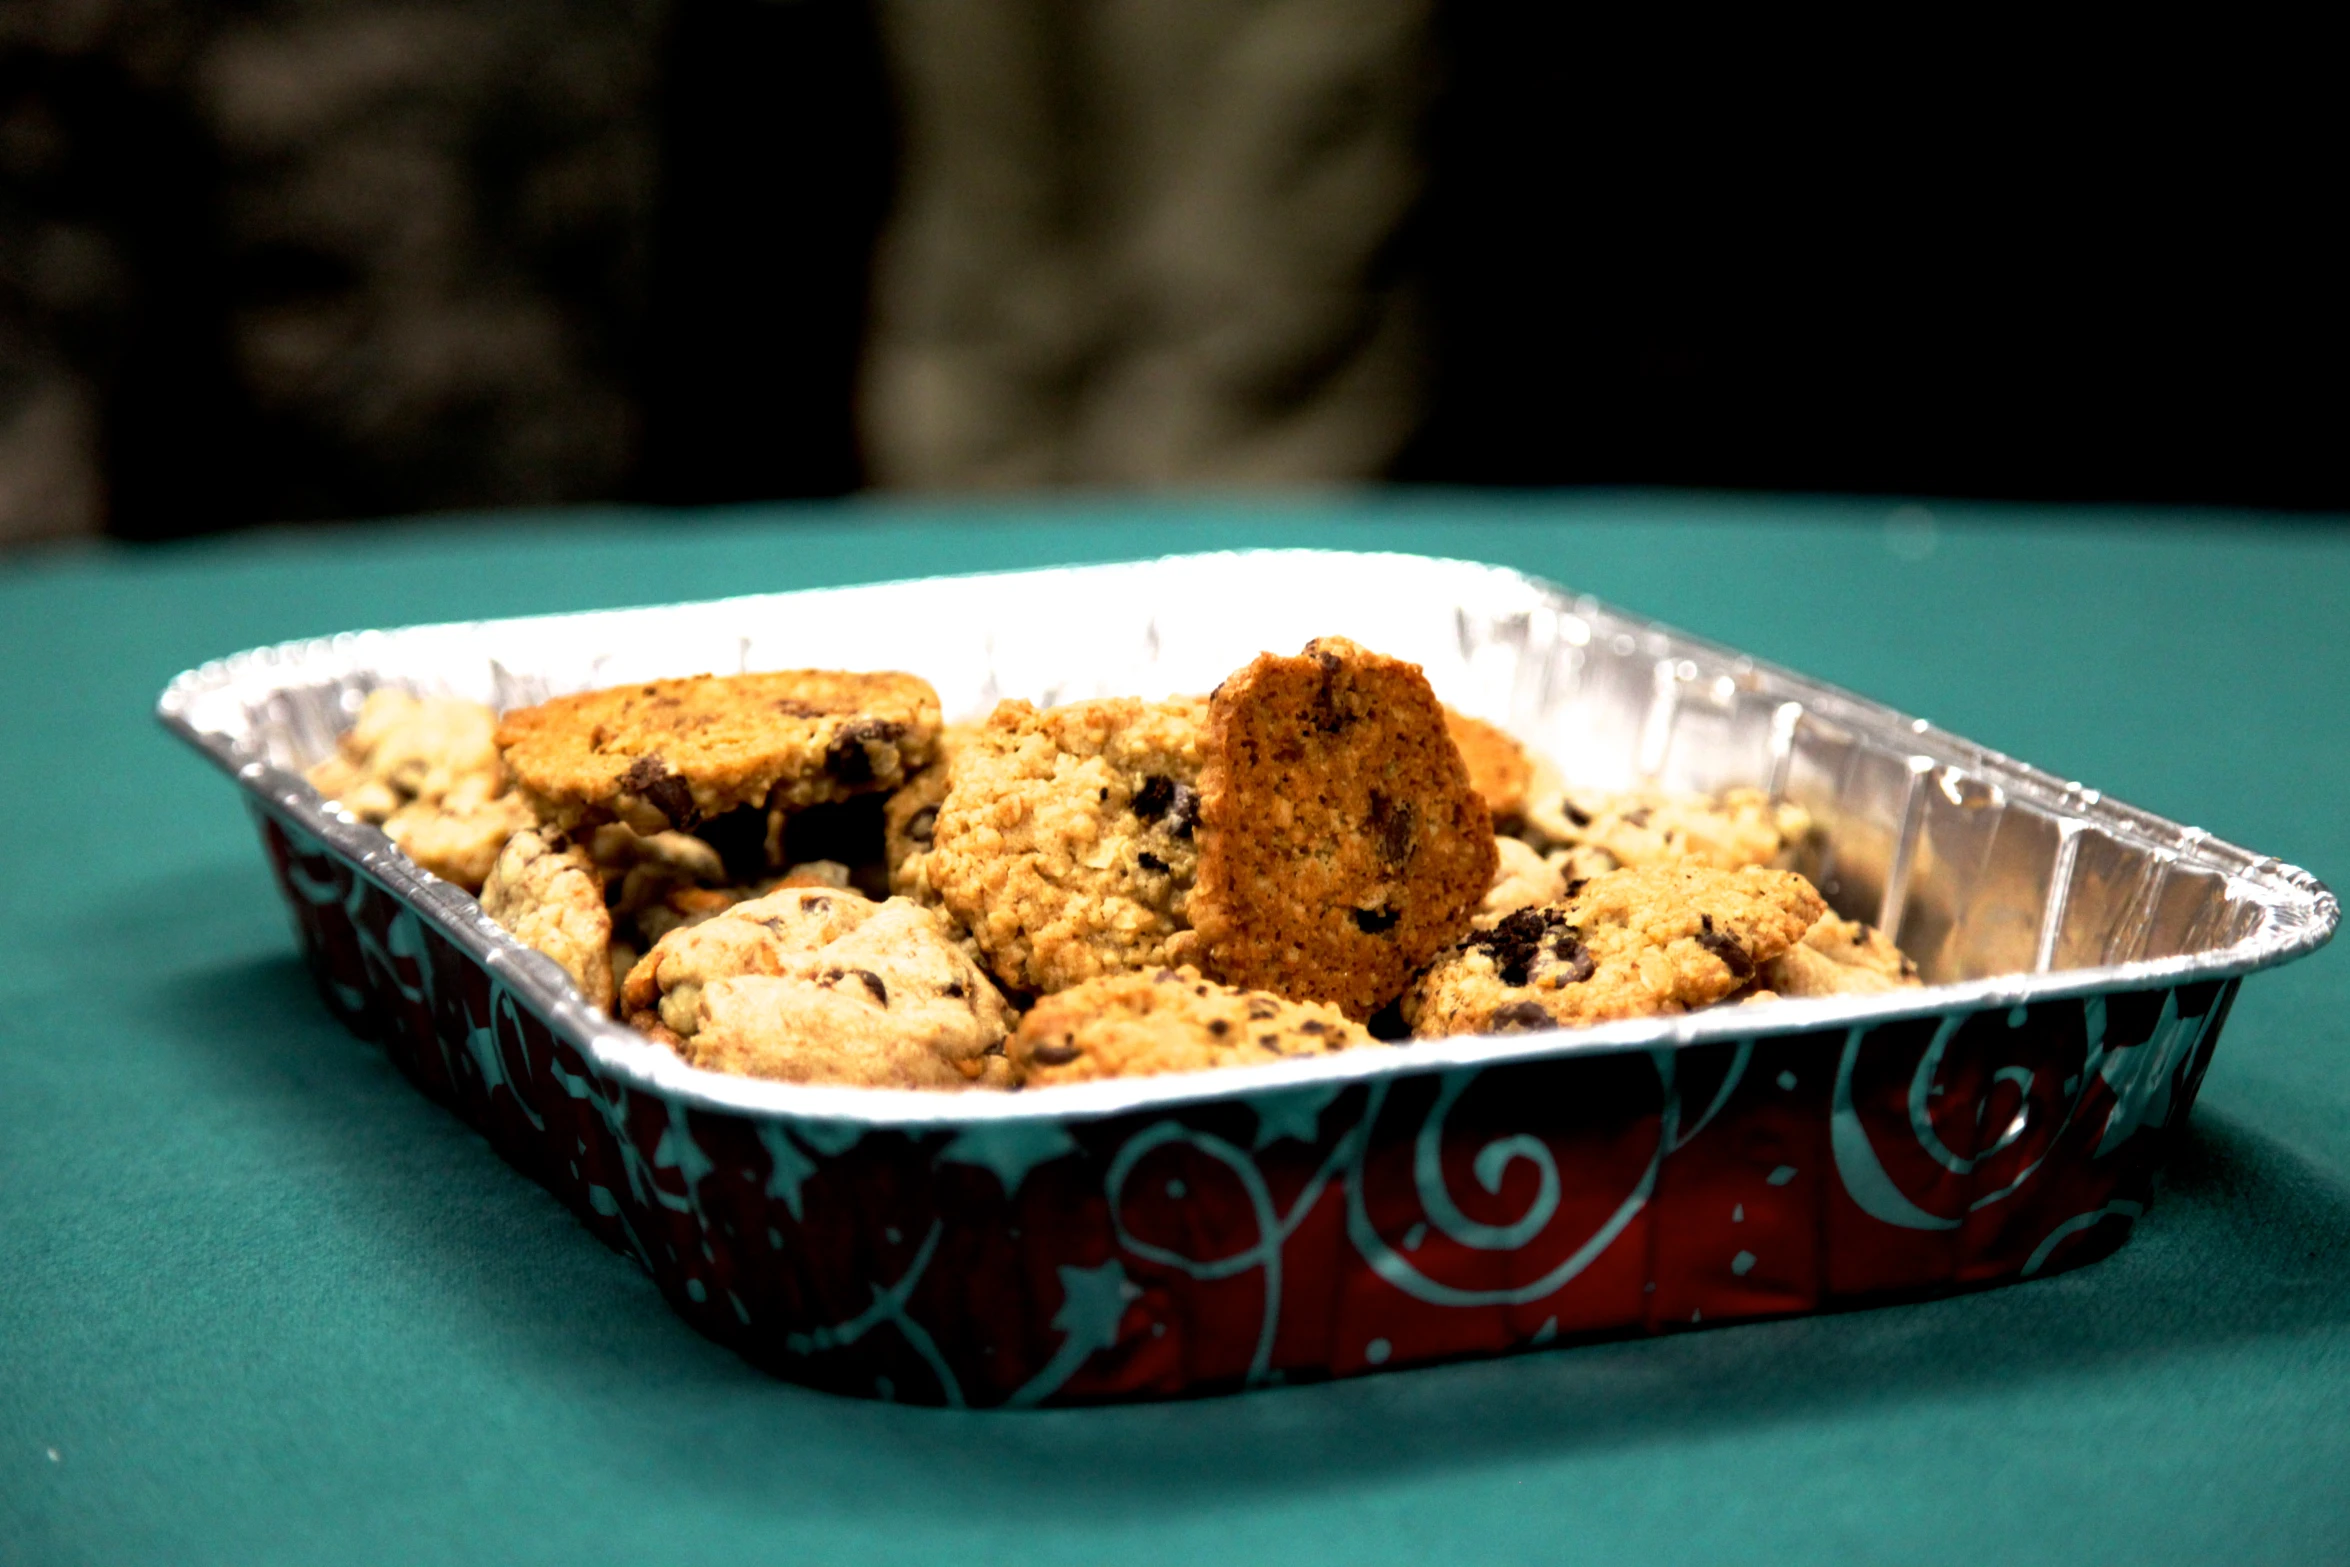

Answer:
[1521,783,1810,874]
[620,886,1014,1088]
[924,697,1209,995]
[480,826,615,1013]
[1190,637,1496,1020]
[1405,862,1825,1036]
[1009,966,1377,1086]
[496,670,942,834]
[1755,913,1921,998]
[1442,708,1534,825]
[885,721,983,903]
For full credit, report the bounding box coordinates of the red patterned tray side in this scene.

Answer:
[262,806,2234,1407]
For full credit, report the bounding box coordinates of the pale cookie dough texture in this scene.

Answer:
[306,688,532,890]
[621,886,1015,1088]
[495,670,942,835]
[1522,783,1811,874]
[1405,863,1826,1037]
[1191,637,1496,1020]
[1756,913,1922,998]
[925,697,1209,996]
[1481,835,1568,924]
[480,826,615,1013]
[1009,966,1378,1086]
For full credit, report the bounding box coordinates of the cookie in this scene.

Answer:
[1480,835,1567,924]
[308,689,528,890]
[924,697,1210,995]
[1190,637,1497,1020]
[1008,966,1378,1086]
[885,721,983,903]
[480,826,615,1013]
[496,670,942,835]
[1755,913,1921,998]
[1521,783,1810,874]
[620,886,1014,1088]
[1442,708,1534,824]
[1404,862,1825,1037]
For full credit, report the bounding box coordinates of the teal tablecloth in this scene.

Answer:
[5,494,2347,1565]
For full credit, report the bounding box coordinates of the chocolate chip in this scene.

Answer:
[1563,879,1587,899]
[823,719,904,785]
[1468,906,1576,988]
[1246,998,1280,1019]
[943,980,966,998]
[1297,1020,1326,1035]
[1693,914,1754,981]
[804,897,830,913]
[1354,906,1400,934]
[1133,775,1174,820]
[1137,851,1169,873]
[1852,929,1868,946]
[906,805,938,846]
[1544,931,1596,985]
[1622,807,1651,828]
[1031,1042,1080,1066]
[1491,1000,1557,1032]
[1164,783,1200,837]
[622,755,700,830]
[1561,800,1593,828]
[1368,791,1416,868]
[1208,1019,1229,1037]
[849,968,889,1005]
[1259,1034,1281,1048]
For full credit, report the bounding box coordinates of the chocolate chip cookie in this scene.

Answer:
[480,826,615,1013]
[1009,966,1378,1086]
[621,886,1014,1088]
[1190,637,1496,1020]
[308,688,531,890]
[1520,783,1811,874]
[924,696,1210,995]
[1754,912,1921,998]
[1404,862,1826,1036]
[496,670,942,835]
[1442,708,1534,825]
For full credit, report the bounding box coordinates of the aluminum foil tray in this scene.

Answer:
[157,551,2337,1406]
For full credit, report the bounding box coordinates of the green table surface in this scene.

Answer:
[5,493,2348,1566]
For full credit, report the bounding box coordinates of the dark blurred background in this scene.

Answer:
[3,2,2340,547]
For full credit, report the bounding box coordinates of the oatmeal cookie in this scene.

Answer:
[1009,966,1377,1086]
[1442,708,1534,825]
[924,697,1210,995]
[1522,783,1810,873]
[496,670,942,835]
[308,689,528,890]
[621,887,1014,1088]
[1481,835,1567,923]
[1190,637,1497,1020]
[480,826,615,1013]
[1405,863,1825,1037]
[1756,912,1921,998]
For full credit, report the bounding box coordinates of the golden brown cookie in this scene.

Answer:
[308,689,529,890]
[1404,863,1826,1037]
[924,697,1210,996]
[1009,966,1378,1086]
[1757,912,1921,998]
[1521,783,1810,873]
[620,886,1014,1088]
[1190,637,1497,1020]
[495,670,942,835]
[480,826,615,1013]
[1442,708,1534,824]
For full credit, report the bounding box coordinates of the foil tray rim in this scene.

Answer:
[158,549,2340,1130]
